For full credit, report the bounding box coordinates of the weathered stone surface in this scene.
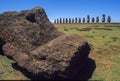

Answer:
[0,6,62,53]
[3,34,91,80]
[0,6,94,80]
[28,34,89,77]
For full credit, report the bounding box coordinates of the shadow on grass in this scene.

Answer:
[11,43,96,80]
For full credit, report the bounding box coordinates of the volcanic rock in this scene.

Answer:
[0,6,62,53]
[0,6,92,80]
[3,34,91,80]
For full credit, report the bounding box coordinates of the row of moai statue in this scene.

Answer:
[54,14,111,24]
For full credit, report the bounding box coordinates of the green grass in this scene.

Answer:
[0,55,28,80]
[55,23,120,81]
[0,23,120,80]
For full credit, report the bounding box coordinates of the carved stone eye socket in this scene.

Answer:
[25,13,36,23]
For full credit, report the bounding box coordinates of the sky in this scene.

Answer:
[0,0,120,23]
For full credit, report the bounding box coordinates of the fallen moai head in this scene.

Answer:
[0,6,62,53]
[0,6,93,80]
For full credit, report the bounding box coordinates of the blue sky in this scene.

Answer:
[0,0,120,22]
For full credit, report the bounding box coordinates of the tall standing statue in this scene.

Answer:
[96,16,99,23]
[107,16,111,23]
[78,18,81,23]
[82,17,85,23]
[91,17,95,23]
[87,15,90,23]
[72,18,74,23]
[75,17,78,23]
[66,18,68,23]
[69,18,71,23]
[57,18,59,24]
[60,18,62,24]
[102,14,105,23]
[63,18,65,24]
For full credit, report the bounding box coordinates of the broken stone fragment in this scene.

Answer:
[3,34,90,79]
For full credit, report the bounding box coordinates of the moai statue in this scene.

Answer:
[102,14,105,23]
[87,15,90,23]
[66,18,68,24]
[54,19,56,24]
[91,17,95,23]
[57,18,59,24]
[96,16,99,23]
[78,18,81,23]
[60,18,62,24]
[72,18,74,23]
[82,17,85,23]
[75,17,78,23]
[69,18,71,23]
[107,16,111,23]
[63,18,65,24]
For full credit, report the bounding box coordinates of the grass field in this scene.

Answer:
[0,23,120,80]
[0,56,28,80]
